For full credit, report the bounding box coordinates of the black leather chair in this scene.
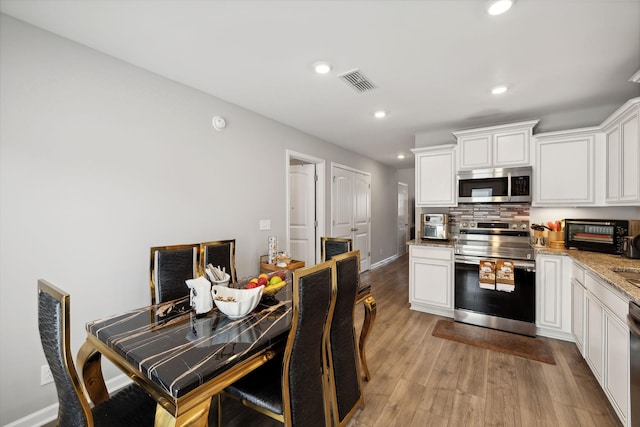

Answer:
[221,260,337,427]
[37,280,156,427]
[200,239,237,283]
[320,237,352,262]
[149,243,199,304]
[328,250,365,426]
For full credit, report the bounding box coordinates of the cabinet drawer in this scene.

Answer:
[410,245,452,261]
[571,263,585,285]
[584,273,628,323]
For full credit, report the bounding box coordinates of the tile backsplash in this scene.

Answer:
[448,204,530,226]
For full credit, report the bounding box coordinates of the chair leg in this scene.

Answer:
[217,394,222,427]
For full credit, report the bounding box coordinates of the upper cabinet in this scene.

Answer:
[453,120,539,170]
[533,127,599,206]
[411,144,457,207]
[600,97,640,206]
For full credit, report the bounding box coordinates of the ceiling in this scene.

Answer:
[2,0,639,168]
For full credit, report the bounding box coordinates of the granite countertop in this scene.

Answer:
[407,238,454,248]
[535,246,640,304]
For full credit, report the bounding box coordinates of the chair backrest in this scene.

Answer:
[150,244,199,304]
[38,280,93,426]
[199,239,237,283]
[327,250,364,426]
[283,260,336,427]
[320,237,352,262]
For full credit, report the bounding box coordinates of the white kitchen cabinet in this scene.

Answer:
[601,97,640,205]
[411,145,456,207]
[409,245,454,317]
[604,311,630,423]
[571,277,585,354]
[533,127,599,206]
[582,271,630,426]
[535,254,573,340]
[571,262,586,354]
[453,120,538,170]
[585,291,605,382]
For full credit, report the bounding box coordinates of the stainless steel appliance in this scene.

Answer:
[457,166,532,204]
[623,235,640,259]
[421,213,449,241]
[564,219,640,255]
[454,220,536,336]
[629,301,640,427]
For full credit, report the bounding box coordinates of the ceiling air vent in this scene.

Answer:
[338,69,377,93]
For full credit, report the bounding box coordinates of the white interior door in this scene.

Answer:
[332,165,371,271]
[289,163,316,266]
[398,182,409,255]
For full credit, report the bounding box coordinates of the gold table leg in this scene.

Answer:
[77,340,109,405]
[359,295,377,381]
[155,399,211,427]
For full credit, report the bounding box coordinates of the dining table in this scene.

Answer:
[77,278,376,427]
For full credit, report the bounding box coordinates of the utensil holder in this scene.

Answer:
[548,231,564,243]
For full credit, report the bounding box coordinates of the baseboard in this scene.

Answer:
[5,374,133,427]
[370,253,402,270]
[536,327,576,342]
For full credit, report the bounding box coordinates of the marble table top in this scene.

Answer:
[86,286,292,399]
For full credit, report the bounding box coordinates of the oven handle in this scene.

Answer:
[455,255,536,271]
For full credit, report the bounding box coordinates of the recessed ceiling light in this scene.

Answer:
[487,0,515,16]
[397,154,405,159]
[313,62,332,74]
[374,110,387,119]
[491,85,508,95]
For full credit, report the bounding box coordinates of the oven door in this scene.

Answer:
[454,256,536,336]
[423,223,448,240]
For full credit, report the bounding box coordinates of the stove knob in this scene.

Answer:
[461,222,468,228]
[511,223,518,229]
[470,222,476,228]
[521,224,528,230]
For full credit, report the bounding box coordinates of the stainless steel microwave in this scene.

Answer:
[457,166,532,203]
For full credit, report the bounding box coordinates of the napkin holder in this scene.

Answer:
[186,277,213,315]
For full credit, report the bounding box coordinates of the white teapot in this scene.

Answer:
[185,277,213,315]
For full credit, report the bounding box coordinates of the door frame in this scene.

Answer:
[286,150,325,265]
[398,181,409,256]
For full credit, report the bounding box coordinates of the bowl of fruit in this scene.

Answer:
[245,271,288,296]
[211,285,263,319]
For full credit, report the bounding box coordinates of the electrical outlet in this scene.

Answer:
[41,364,53,386]
[259,219,271,231]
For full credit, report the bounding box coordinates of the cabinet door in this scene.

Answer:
[535,134,595,205]
[536,255,563,329]
[585,293,604,382]
[459,135,492,170]
[604,311,629,425]
[605,126,621,202]
[620,110,639,202]
[415,149,456,206]
[571,279,585,354]
[493,130,530,167]
[410,258,453,309]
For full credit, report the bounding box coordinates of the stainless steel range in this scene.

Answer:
[453,220,536,337]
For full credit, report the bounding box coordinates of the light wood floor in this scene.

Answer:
[216,253,622,427]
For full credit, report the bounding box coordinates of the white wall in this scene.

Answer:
[0,15,399,425]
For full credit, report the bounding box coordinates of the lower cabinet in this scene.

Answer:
[535,254,573,340]
[571,278,585,354]
[573,264,630,426]
[409,245,454,317]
